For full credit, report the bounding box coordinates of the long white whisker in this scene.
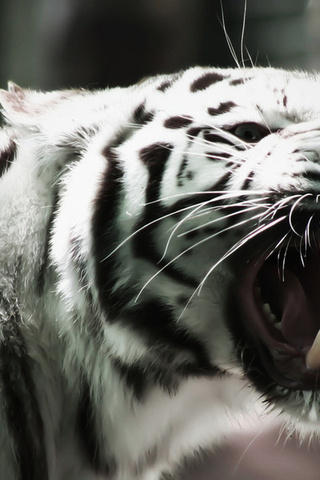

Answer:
[280,232,294,281]
[185,127,249,152]
[186,120,249,150]
[245,47,255,68]
[299,232,306,268]
[102,201,211,260]
[136,212,279,302]
[219,0,241,68]
[159,201,210,262]
[161,198,264,261]
[105,191,268,261]
[185,140,246,166]
[172,148,243,168]
[305,214,314,250]
[142,189,271,207]
[179,215,286,319]
[259,194,301,222]
[178,204,263,238]
[197,215,287,293]
[240,0,247,68]
[264,231,291,261]
[288,193,313,236]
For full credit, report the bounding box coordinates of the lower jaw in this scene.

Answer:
[253,339,317,390]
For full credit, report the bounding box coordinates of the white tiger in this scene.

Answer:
[1,66,320,480]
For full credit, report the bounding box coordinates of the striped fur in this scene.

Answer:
[1,67,320,479]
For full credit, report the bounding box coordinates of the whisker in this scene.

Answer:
[265,231,291,262]
[142,189,271,207]
[186,127,249,154]
[186,120,250,150]
[161,199,264,262]
[288,193,313,236]
[177,204,263,238]
[172,148,243,168]
[240,0,247,68]
[136,212,268,302]
[245,46,255,69]
[305,214,314,250]
[179,216,286,320]
[280,232,294,281]
[105,191,267,261]
[299,233,306,268]
[219,0,241,69]
[159,201,210,262]
[102,201,210,260]
[197,215,287,293]
[259,195,301,222]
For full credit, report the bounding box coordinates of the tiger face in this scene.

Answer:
[1,67,320,478]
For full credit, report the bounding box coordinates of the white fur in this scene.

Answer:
[1,68,320,480]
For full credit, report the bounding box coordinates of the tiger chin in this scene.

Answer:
[1,66,320,479]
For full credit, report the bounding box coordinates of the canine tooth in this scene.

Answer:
[261,303,277,323]
[306,330,320,370]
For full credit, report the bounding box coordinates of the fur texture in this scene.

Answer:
[1,68,320,479]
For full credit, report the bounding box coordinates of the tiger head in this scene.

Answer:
[1,67,320,431]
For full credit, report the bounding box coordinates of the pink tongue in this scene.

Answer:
[260,266,320,347]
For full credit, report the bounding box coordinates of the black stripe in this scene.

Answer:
[177,155,189,185]
[230,77,252,86]
[156,73,182,92]
[133,103,154,125]
[187,127,203,138]
[164,116,193,129]
[203,132,234,146]
[208,102,236,116]
[0,139,16,177]
[190,72,227,92]
[112,358,148,399]
[283,95,288,108]
[92,148,135,317]
[0,298,48,480]
[78,378,112,474]
[157,80,173,92]
[115,300,218,384]
[139,143,173,203]
[113,346,219,400]
[241,170,254,190]
[206,152,231,161]
[165,187,230,218]
[300,170,320,183]
[213,172,232,190]
[133,143,198,287]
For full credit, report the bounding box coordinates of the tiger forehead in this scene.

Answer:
[142,68,320,128]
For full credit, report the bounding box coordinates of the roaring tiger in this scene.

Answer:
[1,67,320,480]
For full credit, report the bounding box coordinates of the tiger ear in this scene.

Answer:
[0,82,75,127]
[0,83,29,116]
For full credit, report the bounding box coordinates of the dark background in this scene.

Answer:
[1,1,320,479]
[0,0,318,90]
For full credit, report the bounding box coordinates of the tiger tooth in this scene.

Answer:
[261,303,277,323]
[306,330,320,370]
[274,322,282,332]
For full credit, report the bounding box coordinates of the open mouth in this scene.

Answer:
[238,243,320,390]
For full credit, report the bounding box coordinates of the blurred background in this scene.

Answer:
[1,0,320,479]
[0,0,320,90]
